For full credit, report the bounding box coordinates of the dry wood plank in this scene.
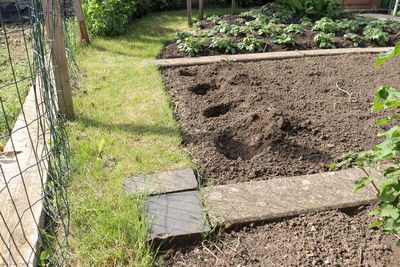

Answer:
[73,0,90,44]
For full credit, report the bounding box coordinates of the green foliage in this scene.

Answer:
[330,44,400,243]
[273,33,297,46]
[343,33,363,47]
[82,0,185,36]
[312,17,339,33]
[211,21,233,34]
[238,35,265,52]
[177,36,207,56]
[228,25,250,36]
[365,20,389,32]
[246,20,265,31]
[300,16,312,26]
[284,24,305,34]
[263,0,341,20]
[363,27,390,46]
[236,18,246,24]
[258,23,283,36]
[314,32,335,48]
[337,19,360,32]
[210,37,237,54]
[207,15,222,23]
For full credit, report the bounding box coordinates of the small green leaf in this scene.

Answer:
[369,221,383,229]
[381,204,399,219]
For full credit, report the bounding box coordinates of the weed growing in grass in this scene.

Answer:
[314,32,335,48]
[237,35,265,52]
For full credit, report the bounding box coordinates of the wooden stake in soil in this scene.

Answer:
[187,0,192,26]
[73,0,90,44]
[199,0,204,20]
[145,0,150,14]
[41,0,75,119]
[231,0,236,15]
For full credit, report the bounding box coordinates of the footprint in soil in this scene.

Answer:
[188,83,216,96]
[203,103,232,118]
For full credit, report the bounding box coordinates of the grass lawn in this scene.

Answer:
[67,8,247,266]
[0,27,31,144]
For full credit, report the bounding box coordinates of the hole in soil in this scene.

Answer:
[179,69,196,76]
[215,132,263,161]
[203,103,231,118]
[188,83,215,95]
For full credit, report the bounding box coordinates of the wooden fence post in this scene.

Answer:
[72,0,90,44]
[231,0,236,15]
[145,0,150,14]
[187,0,192,26]
[41,0,75,119]
[199,0,204,20]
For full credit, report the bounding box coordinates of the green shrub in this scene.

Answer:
[262,0,342,20]
[314,32,335,48]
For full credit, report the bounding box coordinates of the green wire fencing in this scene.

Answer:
[0,0,77,265]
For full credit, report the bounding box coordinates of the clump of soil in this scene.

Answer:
[160,207,400,266]
[162,54,400,185]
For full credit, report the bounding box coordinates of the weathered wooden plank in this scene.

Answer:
[0,82,49,266]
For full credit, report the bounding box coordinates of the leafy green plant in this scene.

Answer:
[337,19,360,32]
[363,27,390,46]
[176,32,192,40]
[228,25,250,36]
[211,21,233,34]
[365,20,389,32]
[312,17,339,33]
[284,24,305,34]
[273,33,297,46]
[273,10,294,23]
[238,35,265,52]
[314,32,335,48]
[177,36,207,56]
[210,37,237,54]
[330,43,400,244]
[343,33,363,47]
[236,18,246,24]
[207,15,221,23]
[257,23,283,37]
[300,16,312,26]
[246,20,265,31]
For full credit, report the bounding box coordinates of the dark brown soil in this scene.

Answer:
[161,54,400,185]
[160,207,400,266]
[161,15,400,59]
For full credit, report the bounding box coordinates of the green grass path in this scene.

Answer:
[67,9,244,266]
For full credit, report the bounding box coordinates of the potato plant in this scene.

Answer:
[238,35,265,52]
[312,17,339,33]
[343,33,363,47]
[177,36,207,56]
[363,27,390,46]
[314,32,335,48]
[210,37,237,54]
[284,24,305,34]
[273,33,297,46]
[258,23,283,37]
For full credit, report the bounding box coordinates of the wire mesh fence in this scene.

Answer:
[0,0,77,265]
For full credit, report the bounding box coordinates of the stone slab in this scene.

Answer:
[147,47,393,67]
[358,13,400,22]
[124,168,198,195]
[203,168,379,227]
[146,191,210,247]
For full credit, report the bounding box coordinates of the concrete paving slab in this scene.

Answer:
[358,13,400,22]
[203,168,379,227]
[147,191,210,247]
[124,168,198,195]
[147,47,392,67]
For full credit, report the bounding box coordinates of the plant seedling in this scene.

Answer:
[210,37,237,54]
[273,33,297,46]
[343,33,363,47]
[177,36,208,56]
[284,24,305,34]
[312,17,339,33]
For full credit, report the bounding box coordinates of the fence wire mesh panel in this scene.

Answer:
[0,0,76,265]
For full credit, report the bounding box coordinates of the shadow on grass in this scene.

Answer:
[77,114,182,137]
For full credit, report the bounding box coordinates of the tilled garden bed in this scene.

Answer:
[160,207,400,266]
[162,54,400,185]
